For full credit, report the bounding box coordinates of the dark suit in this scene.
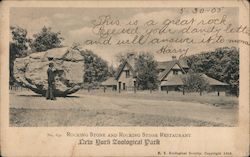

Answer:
[46,67,56,100]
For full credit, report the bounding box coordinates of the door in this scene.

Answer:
[118,82,121,92]
[123,83,125,90]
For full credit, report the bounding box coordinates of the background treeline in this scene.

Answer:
[9,26,64,86]
[10,26,239,95]
[9,26,109,87]
[79,49,109,88]
[186,47,239,95]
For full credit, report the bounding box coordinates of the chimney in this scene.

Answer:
[128,53,134,57]
[127,53,135,60]
[172,56,177,60]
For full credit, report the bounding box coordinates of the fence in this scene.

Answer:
[78,87,234,97]
[9,85,236,97]
[9,85,30,91]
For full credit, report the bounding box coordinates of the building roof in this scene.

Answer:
[160,73,228,87]
[160,75,184,86]
[115,56,137,80]
[101,77,117,86]
[158,60,187,81]
[157,61,176,70]
[115,55,189,81]
[201,74,228,86]
[157,58,189,70]
[179,59,189,69]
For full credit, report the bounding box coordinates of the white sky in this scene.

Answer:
[10,7,239,65]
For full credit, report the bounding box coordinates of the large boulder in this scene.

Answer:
[13,47,85,97]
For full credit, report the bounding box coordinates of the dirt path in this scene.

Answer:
[9,91,238,126]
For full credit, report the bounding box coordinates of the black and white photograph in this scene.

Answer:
[1,1,249,157]
[9,7,240,127]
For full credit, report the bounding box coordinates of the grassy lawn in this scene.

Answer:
[77,89,238,107]
[9,90,238,127]
[10,108,229,127]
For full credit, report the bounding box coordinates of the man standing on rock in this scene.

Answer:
[46,62,56,100]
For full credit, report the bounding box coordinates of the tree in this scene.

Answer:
[30,26,63,52]
[108,64,116,77]
[9,26,31,85]
[183,72,210,94]
[135,52,158,90]
[218,47,239,95]
[187,47,239,95]
[115,52,136,63]
[80,49,109,86]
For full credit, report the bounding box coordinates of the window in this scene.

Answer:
[173,70,178,75]
[158,69,164,73]
[125,70,130,78]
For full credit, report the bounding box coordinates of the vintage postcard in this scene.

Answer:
[0,0,249,156]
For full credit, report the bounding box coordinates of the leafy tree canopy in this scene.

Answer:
[79,49,109,86]
[108,64,116,77]
[30,26,64,52]
[10,26,31,59]
[9,26,31,85]
[186,47,239,95]
[115,52,137,63]
[135,52,158,90]
[183,72,210,92]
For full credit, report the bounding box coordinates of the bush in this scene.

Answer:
[183,72,210,92]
